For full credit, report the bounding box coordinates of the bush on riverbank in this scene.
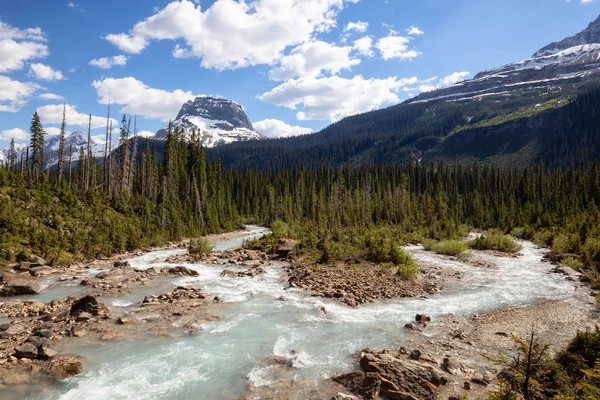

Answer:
[189,238,213,255]
[422,239,468,256]
[469,229,523,253]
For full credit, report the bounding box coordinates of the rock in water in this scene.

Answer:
[70,295,108,316]
[43,357,83,380]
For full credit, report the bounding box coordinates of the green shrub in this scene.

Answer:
[533,230,553,247]
[469,229,523,253]
[188,237,213,255]
[423,239,468,256]
[271,219,290,238]
[510,227,527,239]
[562,256,585,270]
[391,246,419,279]
[584,238,600,264]
[552,233,580,254]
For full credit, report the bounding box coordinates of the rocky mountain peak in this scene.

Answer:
[176,96,255,132]
[533,14,600,58]
[155,96,264,147]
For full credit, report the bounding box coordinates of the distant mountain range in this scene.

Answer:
[206,14,600,170]
[0,131,109,168]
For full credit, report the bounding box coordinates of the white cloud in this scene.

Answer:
[259,75,418,122]
[137,130,156,138]
[92,77,197,121]
[353,36,373,57]
[0,21,48,73]
[344,21,368,33]
[376,35,421,61]
[268,40,360,81]
[439,71,470,87]
[29,63,65,81]
[39,93,65,101]
[105,0,358,70]
[0,75,41,112]
[44,127,62,136]
[0,20,46,42]
[0,39,48,73]
[68,2,85,13]
[406,25,424,36]
[36,103,118,129]
[0,128,29,141]
[89,55,129,69]
[254,119,313,138]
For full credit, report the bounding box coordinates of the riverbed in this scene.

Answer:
[5,227,596,400]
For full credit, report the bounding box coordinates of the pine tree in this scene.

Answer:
[7,139,16,171]
[57,103,67,183]
[29,112,45,179]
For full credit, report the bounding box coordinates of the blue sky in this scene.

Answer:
[1,0,599,147]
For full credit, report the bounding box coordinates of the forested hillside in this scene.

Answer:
[205,86,600,171]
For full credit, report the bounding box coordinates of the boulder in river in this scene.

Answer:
[334,349,445,400]
[0,276,42,296]
[43,357,83,380]
[167,266,200,277]
[69,295,108,317]
[29,266,53,277]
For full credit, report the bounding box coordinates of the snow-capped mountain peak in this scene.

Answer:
[533,14,600,58]
[155,96,264,147]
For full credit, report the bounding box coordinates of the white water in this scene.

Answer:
[30,229,575,400]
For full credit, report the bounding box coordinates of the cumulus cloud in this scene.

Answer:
[136,130,156,138]
[0,75,41,112]
[259,75,418,122]
[92,77,197,121]
[39,93,65,101]
[439,71,470,87]
[36,103,118,129]
[89,55,129,69]
[105,0,358,70]
[269,40,360,81]
[344,21,368,33]
[353,36,373,57]
[376,35,421,61]
[0,128,29,141]
[29,63,65,81]
[0,21,48,73]
[406,25,424,36]
[254,119,313,138]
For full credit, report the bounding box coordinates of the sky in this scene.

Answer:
[1,0,600,148]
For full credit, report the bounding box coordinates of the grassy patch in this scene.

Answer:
[469,229,523,253]
[423,239,468,256]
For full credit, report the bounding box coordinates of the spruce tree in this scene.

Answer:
[29,111,45,179]
[57,103,66,183]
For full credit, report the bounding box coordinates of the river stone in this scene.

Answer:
[14,343,38,359]
[332,371,381,400]
[167,266,199,277]
[29,255,46,265]
[0,323,10,331]
[70,295,108,316]
[0,279,42,296]
[43,357,83,380]
[34,329,53,339]
[38,342,58,359]
[29,266,53,277]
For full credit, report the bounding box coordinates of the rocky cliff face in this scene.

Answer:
[155,96,264,147]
